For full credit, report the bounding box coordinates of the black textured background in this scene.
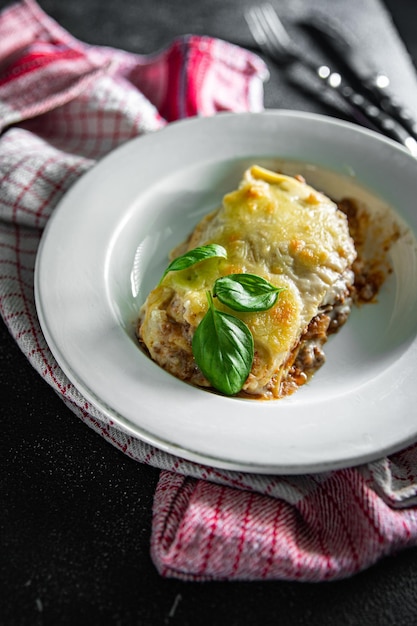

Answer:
[2,0,417,624]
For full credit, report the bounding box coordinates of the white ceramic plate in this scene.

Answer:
[35,110,417,474]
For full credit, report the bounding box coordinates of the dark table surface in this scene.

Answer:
[2,0,417,624]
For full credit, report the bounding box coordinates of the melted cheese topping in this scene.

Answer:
[139,165,356,397]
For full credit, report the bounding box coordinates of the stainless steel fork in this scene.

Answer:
[245,3,417,155]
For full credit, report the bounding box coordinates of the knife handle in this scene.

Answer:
[361,78,417,137]
[300,13,417,142]
[312,64,417,154]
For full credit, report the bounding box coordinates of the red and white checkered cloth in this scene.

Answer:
[2,0,417,582]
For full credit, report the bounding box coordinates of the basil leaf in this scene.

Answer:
[160,243,227,282]
[213,273,285,312]
[192,292,254,396]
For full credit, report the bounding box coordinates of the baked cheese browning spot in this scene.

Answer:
[138,165,357,399]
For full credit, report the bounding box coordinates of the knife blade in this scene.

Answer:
[299,13,417,140]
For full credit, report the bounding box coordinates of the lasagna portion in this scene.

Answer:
[137,165,357,399]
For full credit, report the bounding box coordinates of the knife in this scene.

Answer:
[298,13,417,141]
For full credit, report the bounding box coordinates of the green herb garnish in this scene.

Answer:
[213,273,286,312]
[192,291,254,396]
[159,244,285,395]
[160,243,227,283]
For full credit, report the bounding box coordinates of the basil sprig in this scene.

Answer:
[213,273,285,312]
[192,291,254,396]
[158,243,285,395]
[160,243,227,282]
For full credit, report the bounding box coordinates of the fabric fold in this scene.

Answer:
[1,0,417,583]
[0,0,110,131]
[151,469,417,581]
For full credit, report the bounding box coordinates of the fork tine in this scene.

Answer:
[255,6,285,58]
[245,4,296,64]
[246,7,282,60]
[260,4,293,50]
[245,7,269,49]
